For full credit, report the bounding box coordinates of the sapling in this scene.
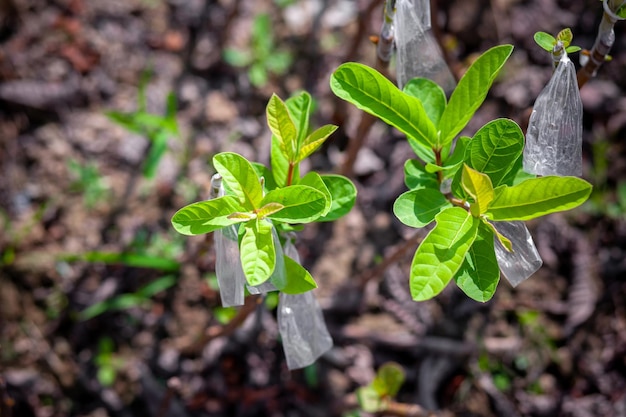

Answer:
[171,92,357,368]
[330,45,592,302]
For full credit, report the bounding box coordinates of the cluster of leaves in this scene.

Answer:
[223,13,293,88]
[330,45,592,302]
[534,28,581,54]
[171,92,356,292]
[106,70,179,179]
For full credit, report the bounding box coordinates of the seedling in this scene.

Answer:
[94,337,125,387]
[106,70,179,179]
[67,159,110,209]
[330,45,592,302]
[356,362,405,413]
[223,13,293,88]
[172,92,357,368]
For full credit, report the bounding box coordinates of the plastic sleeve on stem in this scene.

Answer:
[493,221,542,287]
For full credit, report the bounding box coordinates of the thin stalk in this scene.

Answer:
[577,0,625,88]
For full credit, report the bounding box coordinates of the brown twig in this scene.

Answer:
[577,0,625,88]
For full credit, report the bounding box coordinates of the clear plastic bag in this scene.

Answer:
[523,52,583,176]
[277,241,333,370]
[493,221,543,287]
[395,0,455,92]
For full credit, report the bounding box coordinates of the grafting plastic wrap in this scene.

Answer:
[277,241,332,370]
[395,0,455,92]
[211,174,246,307]
[524,52,583,176]
[493,221,543,287]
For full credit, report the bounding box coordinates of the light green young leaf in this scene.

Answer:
[556,28,574,48]
[404,159,440,190]
[438,45,514,147]
[441,136,470,177]
[330,62,438,156]
[240,219,275,285]
[357,386,384,413]
[315,174,357,222]
[263,185,327,223]
[394,188,451,228]
[280,256,318,294]
[286,91,313,148]
[486,176,592,221]
[534,31,556,52]
[256,202,285,218]
[410,207,479,301]
[297,124,338,162]
[271,136,298,187]
[300,171,332,216]
[402,77,447,127]
[267,94,298,162]
[482,218,513,252]
[371,362,405,398]
[213,152,263,210]
[454,222,500,302]
[461,164,494,216]
[171,195,245,235]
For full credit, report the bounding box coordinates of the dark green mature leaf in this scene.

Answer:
[263,185,327,223]
[330,62,438,156]
[404,159,439,190]
[213,152,263,210]
[316,174,357,222]
[486,176,592,221]
[240,219,275,285]
[438,45,513,147]
[454,223,500,302]
[410,207,479,301]
[403,78,447,127]
[394,189,451,228]
[280,256,318,294]
[267,94,298,162]
[171,195,245,235]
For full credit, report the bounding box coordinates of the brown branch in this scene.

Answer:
[577,0,625,88]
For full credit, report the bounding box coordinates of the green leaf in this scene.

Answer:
[315,174,357,222]
[213,152,263,210]
[171,195,245,235]
[271,135,296,187]
[486,176,592,221]
[240,219,275,285]
[566,46,581,53]
[461,164,494,216]
[255,202,285,218]
[61,251,180,272]
[402,77,447,127]
[534,31,556,52]
[394,189,451,228]
[404,159,439,190]
[280,256,318,294]
[267,94,298,162]
[466,119,524,187]
[299,171,332,216]
[263,185,327,223]
[297,124,338,162]
[286,91,313,148]
[249,64,268,87]
[142,131,168,179]
[357,386,384,413]
[454,223,500,302]
[441,136,470,175]
[556,28,574,48]
[410,207,479,301]
[330,62,438,154]
[223,48,252,67]
[482,219,513,252]
[438,45,513,147]
[371,362,405,397]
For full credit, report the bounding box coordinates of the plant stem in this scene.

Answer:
[286,163,295,186]
[577,0,625,88]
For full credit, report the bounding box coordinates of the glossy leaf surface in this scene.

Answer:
[213,152,263,210]
[240,219,275,285]
[394,188,451,227]
[171,195,244,235]
[263,185,327,223]
[316,174,357,222]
